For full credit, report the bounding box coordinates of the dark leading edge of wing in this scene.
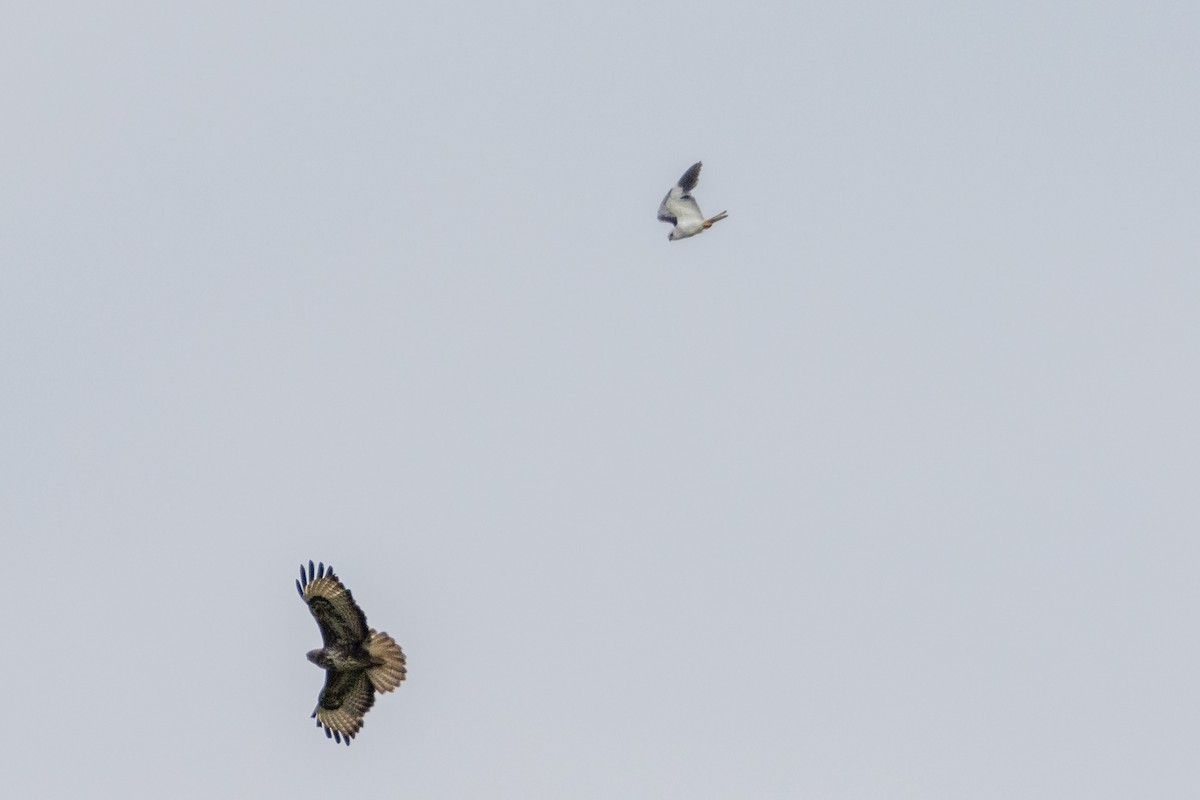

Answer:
[314,671,375,746]
[677,161,702,194]
[298,560,370,648]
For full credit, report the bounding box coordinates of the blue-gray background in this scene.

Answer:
[3,2,1198,797]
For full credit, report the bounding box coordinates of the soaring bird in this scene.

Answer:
[296,561,407,745]
[657,161,728,241]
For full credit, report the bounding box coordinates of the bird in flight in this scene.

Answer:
[657,161,728,241]
[297,561,407,745]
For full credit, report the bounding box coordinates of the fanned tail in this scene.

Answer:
[366,630,407,693]
[702,211,729,228]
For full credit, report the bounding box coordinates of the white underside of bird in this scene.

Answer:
[658,161,728,241]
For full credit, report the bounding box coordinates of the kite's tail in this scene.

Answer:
[366,629,407,693]
[703,211,729,228]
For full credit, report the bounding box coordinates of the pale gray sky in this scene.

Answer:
[3,2,1199,798]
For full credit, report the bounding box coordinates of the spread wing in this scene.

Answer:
[297,561,369,647]
[676,161,702,194]
[657,161,705,226]
[313,669,375,745]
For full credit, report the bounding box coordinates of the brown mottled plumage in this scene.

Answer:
[297,561,406,745]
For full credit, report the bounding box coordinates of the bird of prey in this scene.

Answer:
[297,561,407,745]
[657,161,728,241]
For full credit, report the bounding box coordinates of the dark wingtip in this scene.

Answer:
[296,579,304,599]
[308,560,315,582]
[318,562,326,579]
[678,161,703,192]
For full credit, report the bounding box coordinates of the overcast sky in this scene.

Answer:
[3,2,1199,798]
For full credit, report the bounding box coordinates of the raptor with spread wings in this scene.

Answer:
[657,161,728,241]
[297,561,407,745]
